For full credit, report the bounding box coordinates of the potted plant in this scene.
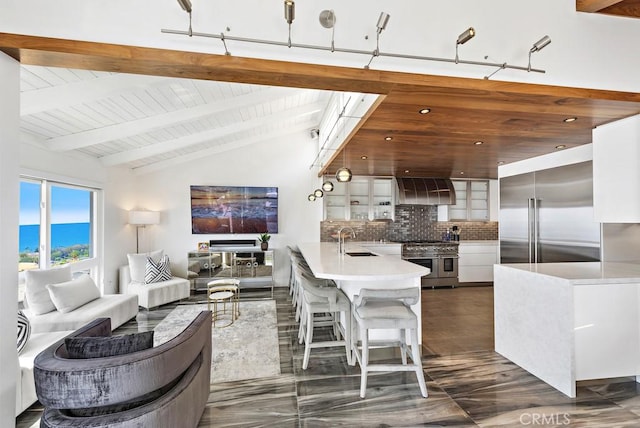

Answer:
[258,233,271,251]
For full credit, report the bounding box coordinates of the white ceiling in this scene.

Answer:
[19,65,333,174]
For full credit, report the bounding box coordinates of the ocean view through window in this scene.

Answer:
[19,179,96,273]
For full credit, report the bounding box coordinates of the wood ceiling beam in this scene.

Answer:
[2,33,640,104]
[577,0,626,13]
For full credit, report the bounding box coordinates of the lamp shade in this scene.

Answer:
[128,210,160,225]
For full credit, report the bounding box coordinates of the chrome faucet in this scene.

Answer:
[337,226,356,255]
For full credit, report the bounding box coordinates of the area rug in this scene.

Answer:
[153,300,281,383]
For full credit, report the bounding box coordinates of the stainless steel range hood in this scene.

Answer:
[396,178,457,205]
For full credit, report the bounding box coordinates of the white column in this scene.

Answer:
[0,52,20,423]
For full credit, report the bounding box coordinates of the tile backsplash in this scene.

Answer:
[320,205,498,242]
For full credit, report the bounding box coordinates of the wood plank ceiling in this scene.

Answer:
[2,32,640,179]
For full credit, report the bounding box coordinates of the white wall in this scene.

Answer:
[132,128,322,287]
[498,144,593,178]
[0,52,20,427]
[1,0,640,93]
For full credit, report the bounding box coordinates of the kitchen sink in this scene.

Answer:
[345,252,378,257]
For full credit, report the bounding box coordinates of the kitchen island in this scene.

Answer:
[298,242,429,341]
[494,262,640,398]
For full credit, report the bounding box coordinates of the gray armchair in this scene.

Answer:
[34,312,212,428]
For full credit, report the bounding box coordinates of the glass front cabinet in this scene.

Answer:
[323,176,394,221]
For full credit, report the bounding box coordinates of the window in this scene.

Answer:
[19,177,100,278]
[449,180,489,221]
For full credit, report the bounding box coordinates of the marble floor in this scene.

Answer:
[17,286,640,427]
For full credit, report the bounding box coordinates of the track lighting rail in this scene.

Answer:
[160,28,546,75]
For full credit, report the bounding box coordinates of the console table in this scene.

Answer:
[187,249,274,298]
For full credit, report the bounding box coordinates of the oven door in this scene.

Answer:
[404,257,438,278]
[438,256,459,278]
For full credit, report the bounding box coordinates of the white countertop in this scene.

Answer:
[298,242,429,281]
[499,262,640,284]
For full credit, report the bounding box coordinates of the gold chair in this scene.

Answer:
[206,279,240,327]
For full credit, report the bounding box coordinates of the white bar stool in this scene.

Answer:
[352,287,428,398]
[292,263,353,369]
[207,278,240,328]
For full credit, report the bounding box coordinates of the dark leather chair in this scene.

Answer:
[34,312,212,428]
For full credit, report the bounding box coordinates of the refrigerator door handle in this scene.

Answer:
[528,198,535,263]
[533,198,540,263]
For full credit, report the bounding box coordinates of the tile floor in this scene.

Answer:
[16,286,640,427]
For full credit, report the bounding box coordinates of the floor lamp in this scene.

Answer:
[128,211,160,253]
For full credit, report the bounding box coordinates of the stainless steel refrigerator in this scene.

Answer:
[499,161,601,263]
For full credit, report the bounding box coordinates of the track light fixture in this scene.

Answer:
[455,27,475,64]
[284,0,295,48]
[162,7,550,76]
[456,27,475,45]
[365,11,391,69]
[528,35,551,71]
[376,12,390,34]
[319,10,337,52]
[177,0,192,13]
[530,35,551,53]
[176,0,193,36]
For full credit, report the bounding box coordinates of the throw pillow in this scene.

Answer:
[65,331,154,359]
[17,310,31,354]
[127,249,163,284]
[145,255,172,284]
[24,265,72,315]
[47,274,101,313]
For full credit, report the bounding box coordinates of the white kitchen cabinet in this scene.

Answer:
[458,241,498,283]
[323,176,394,221]
[448,179,491,221]
[593,114,640,222]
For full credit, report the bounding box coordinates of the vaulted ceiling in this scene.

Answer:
[2,32,640,180]
[20,65,330,175]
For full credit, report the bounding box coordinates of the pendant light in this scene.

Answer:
[322,181,334,192]
[335,149,352,182]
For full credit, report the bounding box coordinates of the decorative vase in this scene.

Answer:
[261,242,269,251]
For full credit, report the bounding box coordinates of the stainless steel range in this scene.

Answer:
[400,241,459,288]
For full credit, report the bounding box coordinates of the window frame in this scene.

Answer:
[19,172,104,292]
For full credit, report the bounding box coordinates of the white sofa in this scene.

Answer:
[119,265,190,309]
[16,330,72,416]
[23,294,139,334]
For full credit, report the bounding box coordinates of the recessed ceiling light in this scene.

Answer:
[563,117,577,123]
[361,155,368,160]
[497,161,505,165]
[418,108,431,115]
[474,141,483,145]
[555,144,566,150]
[459,171,465,175]
[404,170,410,173]
[385,136,393,141]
